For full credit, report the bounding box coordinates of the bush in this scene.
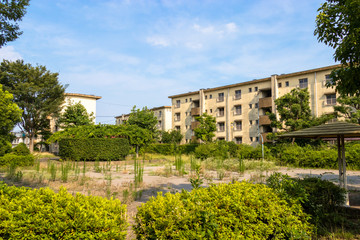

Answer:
[194,143,217,160]
[146,143,176,155]
[59,138,130,161]
[134,181,313,239]
[0,137,12,157]
[11,143,30,156]
[237,144,253,159]
[177,143,199,154]
[0,182,128,239]
[0,153,34,166]
[346,143,360,170]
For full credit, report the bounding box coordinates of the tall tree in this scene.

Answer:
[0,60,65,152]
[57,101,95,129]
[161,130,183,144]
[314,0,360,96]
[333,95,360,124]
[0,0,30,47]
[0,84,22,155]
[126,106,158,136]
[194,113,216,143]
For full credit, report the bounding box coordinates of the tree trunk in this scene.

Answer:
[136,145,139,158]
[29,135,34,153]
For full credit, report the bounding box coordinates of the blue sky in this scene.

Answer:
[0,0,336,124]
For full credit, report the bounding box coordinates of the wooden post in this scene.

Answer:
[337,135,342,188]
[341,135,349,206]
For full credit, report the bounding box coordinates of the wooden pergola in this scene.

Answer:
[280,121,360,206]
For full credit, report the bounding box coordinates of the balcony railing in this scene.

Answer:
[259,97,272,108]
[259,115,271,125]
[191,107,200,116]
[191,121,200,130]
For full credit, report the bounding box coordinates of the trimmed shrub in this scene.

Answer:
[12,143,30,156]
[346,143,360,170]
[146,143,176,155]
[134,181,313,239]
[237,144,254,159]
[0,153,34,166]
[59,138,130,161]
[0,182,128,239]
[194,143,217,160]
[0,138,12,157]
[177,143,199,154]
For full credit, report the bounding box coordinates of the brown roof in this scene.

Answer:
[276,64,341,79]
[65,93,102,100]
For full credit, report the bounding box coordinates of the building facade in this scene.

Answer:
[169,65,340,146]
[115,106,172,132]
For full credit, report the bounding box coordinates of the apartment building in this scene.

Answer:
[169,65,340,146]
[115,106,172,132]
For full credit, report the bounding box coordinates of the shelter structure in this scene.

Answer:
[280,121,360,206]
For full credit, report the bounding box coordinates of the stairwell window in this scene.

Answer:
[234,121,242,131]
[234,105,242,115]
[235,90,241,99]
[175,100,180,108]
[218,92,224,102]
[217,107,225,117]
[218,122,225,132]
[299,78,308,89]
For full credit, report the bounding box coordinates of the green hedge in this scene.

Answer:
[146,143,199,155]
[59,138,130,161]
[0,153,34,166]
[11,143,30,156]
[0,182,127,239]
[134,181,313,239]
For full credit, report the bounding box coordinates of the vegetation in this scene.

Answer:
[57,101,95,128]
[0,60,65,152]
[0,153,34,166]
[11,142,30,156]
[0,182,128,239]
[160,129,183,144]
[134,181,313,239]
[333,95,360,124]
[0,0,30,47]
[315,0,360,96]
[194,113,216,143]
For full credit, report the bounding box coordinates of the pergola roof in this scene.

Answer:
[280,121,360,139]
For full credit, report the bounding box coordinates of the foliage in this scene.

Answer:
[0,138,12,156]
[268,88,333,136]
[315,0,360,96]
[333,95,360,124]
[127,106,158,136]
[58,138,130,161]
[11,142,29,156]
[160,129,183,144]
[134,181,313,239]
[57,101,94,128]
[194,113,216,143]
[0,182,128,239]
[146,143,199,155]
[0,153,34,166]
[194,143,217,160]
[0,60,65,152]
[0,0,30,47]
[237,144,254,160]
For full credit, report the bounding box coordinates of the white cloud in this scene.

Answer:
[225,22,237,33]
[0,46,22,61]
[146,36,171,47]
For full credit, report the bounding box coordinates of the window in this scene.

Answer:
[210,109,213,113]
[326,94,336,105]
[299,78,308,89]
[235,90,241,99]
[250,137,253,142]
[285,81,289,87]
[256,137,259,142]
[190,98,192,102]
[185,99,188,103]
[235,137,242,144]
[158,121,162,127]
[185,112,188,116]
[256,119,259,125]
[249,87,252,93]
[255,103,258,108]
[175,126,180,131]
[218,137,225,141]
[278,82,282,88]
[218,122,225,132]
[159,111,162,117]
[175,113,181,121]
[205,95,207,100]
[234,105,242,115]
[250,120,253,125]
[217,107,225,117]
[249,104,252,109]
[234,120,242,131]
[325,74,334,85]
[209,94,212,99]
[218,92,224,102]
[254,86,258,91]
[175,100,180,108]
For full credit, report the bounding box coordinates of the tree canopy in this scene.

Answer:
[0,0,30,47]
[314,0,360,96]
[57,101,95,129]
[194,113,216,143]
[0,60,65,152]
[333,95,360,124]
[161,130,183,144]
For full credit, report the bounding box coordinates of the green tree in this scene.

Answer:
[194,113,216,143]
[333,95,360,124]
[314,0,360,96]
[0,84,22,155]
[0,0,30,47]
[127,106,158,134]
[161,130,183,144]
[0,60,65,152]
[57,101,95,129]
[268,88,333,139]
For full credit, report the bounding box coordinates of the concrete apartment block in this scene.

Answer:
[169,64,340,146]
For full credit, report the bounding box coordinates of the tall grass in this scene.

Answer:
[134,156,144,188]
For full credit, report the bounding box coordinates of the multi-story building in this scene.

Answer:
[169,64,340,146]
[115,106,172,132]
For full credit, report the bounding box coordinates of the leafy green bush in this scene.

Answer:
[194,143,217,160]
[146,143,176,155]
[0,182,128,239]
[11,142,30,156]
[0,153,34,166]
[134,181,313,239]
[237,144,253,159]
[0,137,12,157]
[346,143,360,170]
[59,138,130,161]
[177,143,199,154]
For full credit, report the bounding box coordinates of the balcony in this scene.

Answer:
[260,133,271,142]
[259,97,272,108]
[191,121,200,130]
[259,115,271,125]
[191,107,200,116]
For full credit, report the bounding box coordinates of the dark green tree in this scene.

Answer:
[57,101,95,129]
[126,106,158,137]
[333,95,360,124]
[194,113,216,143]
[314,0,360,96]
[0,84,22,155]
[161,130,183,144]
[0,60,65,152]
[0,0,30,47]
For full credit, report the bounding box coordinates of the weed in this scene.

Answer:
[34,160,40,172]
[175,154,185,176]
[50,163,57,181]
[61,162,70,182]
[7,163,17,178]
[14,171,23,182]
[134,157,144,188]
[189,165,203,189]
